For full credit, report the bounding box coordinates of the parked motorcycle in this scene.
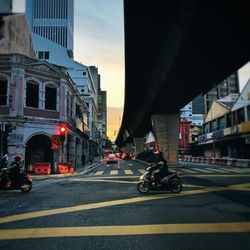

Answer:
[137,166,182,194]
[0,167,32,192]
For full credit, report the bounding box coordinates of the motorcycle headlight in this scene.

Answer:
[140,175,144,180]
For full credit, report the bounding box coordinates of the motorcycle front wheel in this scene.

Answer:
[170,179,182,193]
[20,181,32,192]
[137,181,149,194]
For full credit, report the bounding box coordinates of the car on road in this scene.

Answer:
[121,152,132,160]
[105,153,118,164]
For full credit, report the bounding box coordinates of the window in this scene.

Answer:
[247,106,250,121]
[203,123,210,133]
[26,82,39,108]
[82,72,86,76]
[211,120,217,131]
[45,84,56,110]
[237,108,245,124]
[38,51,49,60]
[0,79,7,105]
[226,113,232,127]
[218,116,226,129]
[81,88,84,92]
[75,103,83,119]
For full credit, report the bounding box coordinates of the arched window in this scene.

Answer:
[0,78,7,105]
[45,84,57,110]
[26,81,39,108]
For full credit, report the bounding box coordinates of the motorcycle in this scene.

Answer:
[0,167,32,192]
[137,166,182,194]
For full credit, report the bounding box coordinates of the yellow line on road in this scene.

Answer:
[0,188,219,225]
[0,222,249,240]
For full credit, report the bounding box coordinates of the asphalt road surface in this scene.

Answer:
[0,159,249,250]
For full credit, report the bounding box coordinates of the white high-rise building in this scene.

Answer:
[25,0,74,57]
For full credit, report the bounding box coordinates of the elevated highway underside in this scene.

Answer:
[116,0,250,146]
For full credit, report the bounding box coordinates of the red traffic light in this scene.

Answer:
[58,125,67,135]
[60,126,66,133]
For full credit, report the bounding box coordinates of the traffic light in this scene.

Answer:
[59,124,67,142]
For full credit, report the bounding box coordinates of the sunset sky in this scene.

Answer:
[13,0,250,142]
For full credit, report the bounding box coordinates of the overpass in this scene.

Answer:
[116,0,250,162]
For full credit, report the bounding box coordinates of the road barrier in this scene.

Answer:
[180,155,250,168]
[33,162,51,175]
[57,163,69,174]
[68,162,74,173]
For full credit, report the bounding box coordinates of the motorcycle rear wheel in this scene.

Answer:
[20,181,32,192]
[137,182,149,194]
[170,179,182,193]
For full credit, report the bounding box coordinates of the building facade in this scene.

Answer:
[25,0,74,56]
[203,72,240,114]
[198,84,250,159]
[25,0,107,159]
[0,53,89,171]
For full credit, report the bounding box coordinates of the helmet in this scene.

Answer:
[14,155,21,162]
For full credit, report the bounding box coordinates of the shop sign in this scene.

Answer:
[212,130,224,139]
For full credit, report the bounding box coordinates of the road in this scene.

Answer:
[0,159,249,250]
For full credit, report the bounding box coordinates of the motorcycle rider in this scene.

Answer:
[151,151,169,186]
[8,154,22,185]
[0,151,8,170]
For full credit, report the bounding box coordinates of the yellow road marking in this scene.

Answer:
[0,188,219,225]
[229,183,250,191]
[229,168,250,173]
[110,170,118,175]
[124,170,133,175]
[72,178,137,184]
[94,171,104,176]
[0,222,249,239]
[71,178,200,187]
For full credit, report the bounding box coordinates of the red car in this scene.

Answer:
[105,153,118,164]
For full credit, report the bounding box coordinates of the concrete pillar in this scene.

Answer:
[133,137,145,156]
[151,114,179,165]
[124,143,133,153]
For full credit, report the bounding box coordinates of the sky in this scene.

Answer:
[12,0,250,141]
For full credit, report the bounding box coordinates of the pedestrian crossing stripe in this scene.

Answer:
[181,169,197,174]
[205,168,229,173]
[94,171,104,176]
[190,168,212,173]
[110,170,118,175]
[138,169,145,174]
[124,170,133,175]
[90,167,250,176]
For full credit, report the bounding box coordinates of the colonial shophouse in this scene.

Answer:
[0,53,89,172]
[198,84,250,159]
